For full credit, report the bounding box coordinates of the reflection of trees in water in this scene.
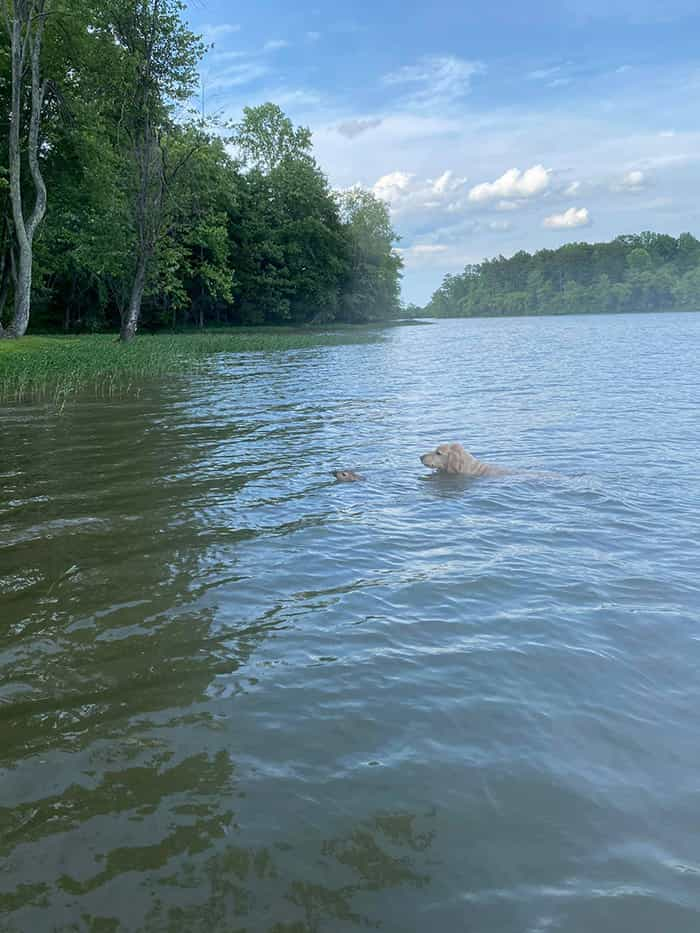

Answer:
[141,809,435,933]
[2,781,436,931]
[0,388,261,768]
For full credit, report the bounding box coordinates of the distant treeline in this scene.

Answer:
[423,232,700,318]
[1,1,402,341]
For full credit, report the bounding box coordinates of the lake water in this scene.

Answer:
[2,312,700,932]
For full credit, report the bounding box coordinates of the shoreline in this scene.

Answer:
[418,307,700,321]
[0,328,386,403]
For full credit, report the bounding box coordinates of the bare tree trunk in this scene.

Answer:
[0,244,9,330]
[120,250,148,342]
[119,125,163,342]
[2,0,49,338]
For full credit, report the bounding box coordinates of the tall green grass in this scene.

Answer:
[0,329,375,402]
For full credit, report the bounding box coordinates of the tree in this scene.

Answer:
[233,103,312,173]
[1,0,50,338]
[229,104,348,324]
[150,126,237,329]
[98,0,204,341]
[337,187,403,322]
[421,233,700,318]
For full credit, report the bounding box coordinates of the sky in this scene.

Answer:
[184,0,700,304]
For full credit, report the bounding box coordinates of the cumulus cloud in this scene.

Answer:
[431,170,465,195]
[369,168,468,216]
[383,55,483,107]
[468,165,551,202]
[372,171,415,204]
[543,207,590,229]
[337,118,383,139]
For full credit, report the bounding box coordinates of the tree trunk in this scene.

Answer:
[0,248,9,328]
[6,247,32,337]
[119,124,163,342]
[1,0,49,339]
[120,252,148,342]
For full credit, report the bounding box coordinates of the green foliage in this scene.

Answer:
[233,103,313,173]
[1,1,403,336]
[337,188,403,322]
[424,233,700,318]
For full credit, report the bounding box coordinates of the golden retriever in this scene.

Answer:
[420,443,508,477]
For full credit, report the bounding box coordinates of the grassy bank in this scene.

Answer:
[0,328,377,402]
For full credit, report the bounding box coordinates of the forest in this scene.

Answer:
[0,0,403,341]
[423,232,700,318]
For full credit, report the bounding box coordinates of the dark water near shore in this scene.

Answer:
[2,312,700,932]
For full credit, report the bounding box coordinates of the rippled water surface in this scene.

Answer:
[2,313,700,932]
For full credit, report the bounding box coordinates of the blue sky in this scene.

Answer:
[185,0,700,303]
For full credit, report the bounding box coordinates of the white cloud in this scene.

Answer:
[369,167,469,217]
[469,164,551,202]
[306,31,321,41]
[564,181,581,196]
[202,23,241,42]
[617,169,646,190]
[396,244,450,267]
[431,170,465,195]
[543,207,591,229]
[372,171,415,204]
[383,56,483,107]
[404,244,448,254]
[264,39,290,51]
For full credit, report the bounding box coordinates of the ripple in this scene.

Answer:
[1,314,700,931]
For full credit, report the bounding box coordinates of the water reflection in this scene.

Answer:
[143,809,435,932]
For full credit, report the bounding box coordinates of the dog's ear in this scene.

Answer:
[446,444,465,474]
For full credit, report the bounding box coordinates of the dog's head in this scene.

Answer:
[332,469,363,482]
[420,442,477,474]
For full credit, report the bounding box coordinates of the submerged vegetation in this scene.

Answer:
[0,328,378,401]
[0,1,402,343]
[424,232,700,317]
